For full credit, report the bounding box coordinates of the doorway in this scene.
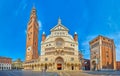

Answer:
[92,61,96,71]
[72,65,74,70]
[57,64,62,70]
[55,57,64,70]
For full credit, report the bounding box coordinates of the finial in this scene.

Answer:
[58,17,61,24]
[43,32,45,34]
[31,3,36,12]
[75,32,77,34]
[31,4,36,15]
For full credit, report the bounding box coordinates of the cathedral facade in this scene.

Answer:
[23,7,81,71]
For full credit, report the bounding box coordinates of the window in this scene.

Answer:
[91,42,99,48]
[49,44,51,46]
[71,44,75,47]
[29,38,31,40]
[45,58,48,61]
[106,51,109,57]
[35,42,36,46]
[73,45,75,47]
[30,32,32,34]
[93,56,96,59]
[71,58,74,61]
[59,32,61,35]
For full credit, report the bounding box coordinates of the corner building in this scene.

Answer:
[0,57,12,70]
[89,35,116,71]
[24,7,81,71]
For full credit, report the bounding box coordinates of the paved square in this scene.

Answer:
[0,70,58,76]
[0,70,120,76]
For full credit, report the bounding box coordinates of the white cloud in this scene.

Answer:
[82,35,97,46]
[25,30,27,34]
[15,0,28,16]
[38,20,42,31]
[23,3,27,10]
[81,35,97,59]
[107,16,119,31]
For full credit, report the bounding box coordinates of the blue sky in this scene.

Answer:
[0,0,120,61]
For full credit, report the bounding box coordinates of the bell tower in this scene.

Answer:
[26,7,39,61]
[74,32,78,41]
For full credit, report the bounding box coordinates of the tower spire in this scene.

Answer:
[31,4,36,13]
[58,17,61,24]
[42,32,46,42]
[30,5,37,22]
[74,32,78,41]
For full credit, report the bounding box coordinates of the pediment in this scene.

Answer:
[51,24,69,31]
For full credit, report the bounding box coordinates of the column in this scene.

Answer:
[39,64,42,71]
[3,64,5,70]
[52,64,53,70]
[10,64,11,70]
[75,65,76,70]
[54,63,56,71]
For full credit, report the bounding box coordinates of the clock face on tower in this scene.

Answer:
[27,46,32,52]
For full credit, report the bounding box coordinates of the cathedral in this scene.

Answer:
[23,7,82,71]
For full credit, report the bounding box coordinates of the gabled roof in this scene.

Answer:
[50,18,69,32]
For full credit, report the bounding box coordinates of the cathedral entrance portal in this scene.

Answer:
[57,64,62,70]
[55,57,64,70]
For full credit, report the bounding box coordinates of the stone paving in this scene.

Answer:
[0,70,120,76]
[65,71,120,76]
[0,70,58,76]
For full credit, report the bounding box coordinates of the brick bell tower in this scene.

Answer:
[26,6,39,61]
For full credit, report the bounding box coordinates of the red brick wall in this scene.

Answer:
[116,61,120,70]
[0,57,12,64]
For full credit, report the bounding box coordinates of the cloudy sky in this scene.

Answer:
[0,0,120,61]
